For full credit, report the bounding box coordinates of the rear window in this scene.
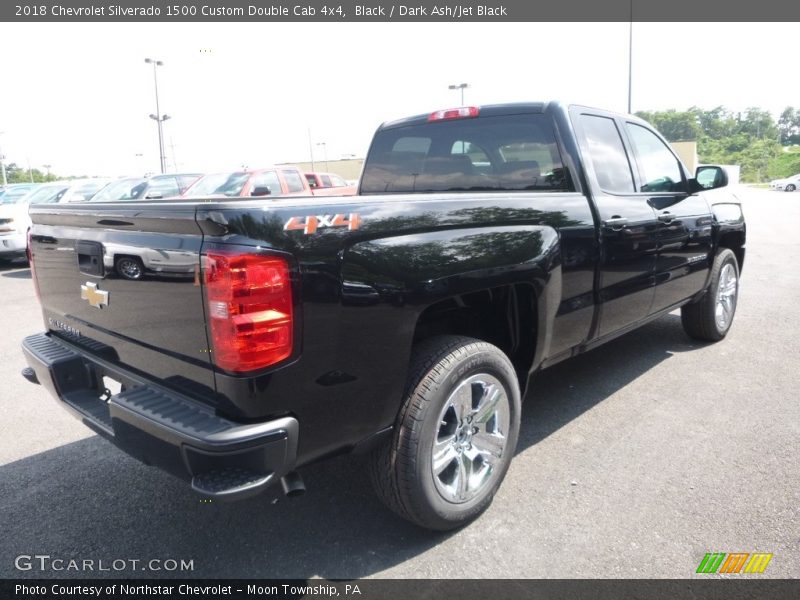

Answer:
[360,113,572,194]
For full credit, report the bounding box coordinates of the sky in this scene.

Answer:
[0,22,795,177]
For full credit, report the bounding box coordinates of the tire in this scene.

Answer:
[785,184,796,192]
[115,256,145,281]
[681,248,739,341]
[370,335,521,531]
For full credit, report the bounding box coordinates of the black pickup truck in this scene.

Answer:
[22,102,745,530]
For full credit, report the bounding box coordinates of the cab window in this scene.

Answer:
[282,170,306,193]
[625,123,684,193]
[578,114,635,194]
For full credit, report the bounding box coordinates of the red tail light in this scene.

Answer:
[27,229,41,304]
[428,106,480,122]
[204,251,293,373]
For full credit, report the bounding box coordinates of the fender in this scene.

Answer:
[341,224,562,384]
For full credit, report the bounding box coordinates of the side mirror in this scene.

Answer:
[694,165,728,191]
[251,186,272,197]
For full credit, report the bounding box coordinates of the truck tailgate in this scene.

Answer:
[28,203,216,404]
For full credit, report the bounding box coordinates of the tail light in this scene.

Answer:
[428,106,480,122]
[204,251,294,373]
[27,229,41,304]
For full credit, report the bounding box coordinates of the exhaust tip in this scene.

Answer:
[281,471,305,497]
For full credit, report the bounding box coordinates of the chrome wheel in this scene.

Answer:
[117,258,143,280]
[431,373,510,504]
[715,263,737,330]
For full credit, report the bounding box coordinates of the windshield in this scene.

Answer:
[0,186,38,204]
[89,178,147,202]
[183,172,250,197]
[73,180,110,200]
[361,113,573,194]
[23,184,70,204]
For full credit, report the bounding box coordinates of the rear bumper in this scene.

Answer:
[21,332,299,501]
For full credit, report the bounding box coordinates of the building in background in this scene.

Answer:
[282,158,364,182]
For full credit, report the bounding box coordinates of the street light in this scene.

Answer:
[316,142,328,171]
[144,57,169,173]
[448,83,469,105]
[43,164,52,179]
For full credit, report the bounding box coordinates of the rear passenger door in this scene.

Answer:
[622,121,714,312]
[573,109,658,338]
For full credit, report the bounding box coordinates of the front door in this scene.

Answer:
[621,122,714,312]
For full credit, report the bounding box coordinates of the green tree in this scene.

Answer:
[636,109,701,141]
[778,107,800,145]
[3,162,59,183]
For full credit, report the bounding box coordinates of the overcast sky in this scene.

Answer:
[0,22,794,177]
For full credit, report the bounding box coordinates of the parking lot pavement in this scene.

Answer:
[1,187,798,579]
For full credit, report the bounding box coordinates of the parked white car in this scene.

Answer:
[0,179,111,262]
[769,173,800,192]
[0,183,63,262]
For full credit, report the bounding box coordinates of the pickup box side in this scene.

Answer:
[194,190,593,464]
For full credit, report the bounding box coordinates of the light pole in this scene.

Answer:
[316,142,328,171]
[448,83,469,105]
[627,0,633,114]
[145,57,169,173]
[43,164,52,179]
[149,113,170,173]
[0,132,7,187]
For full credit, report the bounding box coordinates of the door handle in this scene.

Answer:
[602,217,628,230]
[658,212,674,223]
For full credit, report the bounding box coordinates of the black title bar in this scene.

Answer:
[3,0,800,22]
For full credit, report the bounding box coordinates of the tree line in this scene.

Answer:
[2,163,64,185]
[635,106,800,183]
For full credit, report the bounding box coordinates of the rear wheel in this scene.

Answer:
[115,256,145,280]
[370,335,521,531]
[681,248,739,341]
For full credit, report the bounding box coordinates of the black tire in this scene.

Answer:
[115,256,145,281]
[785,184,796,192]
[681,248,739,342]
[369,335,521,531]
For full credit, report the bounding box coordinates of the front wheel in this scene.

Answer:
[681,248,739,341]
[370,336,521,531]
[785,184,796,192]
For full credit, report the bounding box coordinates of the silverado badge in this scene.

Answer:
[81,282,109,309]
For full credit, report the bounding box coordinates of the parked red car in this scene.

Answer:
[182,167,310,198]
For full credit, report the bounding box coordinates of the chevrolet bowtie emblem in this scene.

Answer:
[81,282,109,309]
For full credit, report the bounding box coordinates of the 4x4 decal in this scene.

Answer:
[283,213,361,235]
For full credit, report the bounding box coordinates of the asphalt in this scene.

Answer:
[0,187,797,579]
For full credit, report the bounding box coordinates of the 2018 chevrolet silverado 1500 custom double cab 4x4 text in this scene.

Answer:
[22,102,745,530]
